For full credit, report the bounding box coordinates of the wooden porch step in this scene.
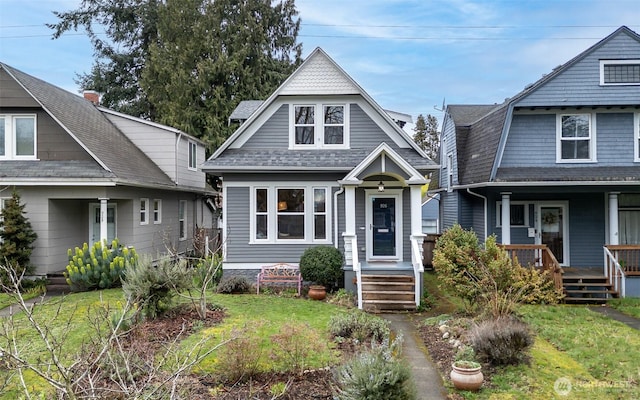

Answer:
[360,274,414,282]
[361,282,414,291]
[565,289,618,294]
[562,272,618,303]
[362,290,415,301]
[363,299,416,313]
[564,297,609,304]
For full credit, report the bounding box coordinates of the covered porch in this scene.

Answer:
[338,143,429,311]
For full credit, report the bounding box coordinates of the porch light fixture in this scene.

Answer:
[378,181,385,192]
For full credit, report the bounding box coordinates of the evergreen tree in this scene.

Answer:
[413,114,439,160]
[0,190,38,283]
[49,0,302,150]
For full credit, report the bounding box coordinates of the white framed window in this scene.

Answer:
[188,141,197,170]
[179,200,187,240]
[635,113,640,162]
[600,59,640,86]
[446,153,453,192]
[556,114,596,163]
[0,114,37,159]
[496,202,529,227]
[140,198,149,225]
[250,185,331,243]
[290,104,348,149]
[153,199,162,224]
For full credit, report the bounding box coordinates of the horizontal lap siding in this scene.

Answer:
[242,105,288,149]
[515,33,640,107]
[597,113,635,165]
[0,69,40,107]
[502,114,556,166]
[350,104,399,149]
[441,191,458,231]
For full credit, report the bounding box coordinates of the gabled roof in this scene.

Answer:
[228,100,264,123]
[447,26,640,186]
[209,47,429,160]
[340,143,429,185]
[0,62,176,188]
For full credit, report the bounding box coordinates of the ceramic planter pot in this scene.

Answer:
[450,362,483,391]
[308,285,327,300]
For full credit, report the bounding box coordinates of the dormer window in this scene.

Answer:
[291,104,349,149]
[0,114,37,160]
[600,60,640,85]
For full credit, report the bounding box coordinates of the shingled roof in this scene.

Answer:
[1,63,176,188]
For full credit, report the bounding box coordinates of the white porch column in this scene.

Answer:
[99,197,109,244]
[410,185,425,238]
[344,185,356,236]
[609,192,619,245]
[501,192,511,245]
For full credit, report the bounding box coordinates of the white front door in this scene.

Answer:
[535,202,569,265]
[366,190,402,261]
[89,203,116,244]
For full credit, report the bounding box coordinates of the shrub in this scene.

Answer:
[65,239,138,292]
[122,255,192,320]
[469,317,534,366]
[215,324,263,383]
[334,337,415,400]
[299,245,344,291]
[0,190,37,287]
[269,321,327,374]
[216,276,250,294]
[433,225,560,316]
[329,309,390,343]
[192,253,223,289]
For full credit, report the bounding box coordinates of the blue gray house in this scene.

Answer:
[202,48,437,310]
[435,26,640,299]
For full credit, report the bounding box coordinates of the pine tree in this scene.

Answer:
[413,114,440,160]
[0,190,38,283]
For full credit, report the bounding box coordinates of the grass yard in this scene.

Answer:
[0,289,348,399]
[0,289,43,310]
[609,297,640,319]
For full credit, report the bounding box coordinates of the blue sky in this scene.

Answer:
[1,0,639,127]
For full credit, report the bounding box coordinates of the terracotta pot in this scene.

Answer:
[308,285,327,300]
[450,362,483,391]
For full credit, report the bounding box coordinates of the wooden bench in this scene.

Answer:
[256,263,302,296]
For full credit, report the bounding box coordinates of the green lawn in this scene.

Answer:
[609,297,640,319]
[0,289,348,399]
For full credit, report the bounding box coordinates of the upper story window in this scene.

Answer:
[0,115,37,160]
[556,114,596,163]
[291,104,348,149]
[600,60,640,85]
[188,141,197,170]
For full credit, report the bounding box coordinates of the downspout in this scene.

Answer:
[466,188,488,241]
[333,187,345,249]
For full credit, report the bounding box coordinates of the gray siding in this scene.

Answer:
[350,104,400,150]
[243,104,288,149]
[502,112,637,168]
[176,137,206,188]
[440,191,459,230]
[439,113,458,188]
[515,32,640,107]
[0,69,40,107]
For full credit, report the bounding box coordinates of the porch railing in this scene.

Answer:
[410,236,425,307]
[603,246,627,298]
[500,244,564,291]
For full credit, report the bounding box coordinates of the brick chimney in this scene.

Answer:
[83,90,100,105]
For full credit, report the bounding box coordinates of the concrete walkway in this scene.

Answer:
[589,305,640,330]
[0,292,62,318]
[383,313,448,400]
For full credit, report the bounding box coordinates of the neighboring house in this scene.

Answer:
[435,26,640,297]
[202,48,438,310]
[0,62,215,277]
[421,194,439,234]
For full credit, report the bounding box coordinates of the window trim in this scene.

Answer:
[153,199,162,224]
[289,103,349,149]
[140,198,149,225]
[179,200,187,240]
[250,185,332,244]
[556,113,597,163]
[188,141,197,171]
[0,114,38,160]
[496,202,530,228]
[600,59,640,86]
[635,113,640,163]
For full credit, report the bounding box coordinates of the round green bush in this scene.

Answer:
[299,246,344,290]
